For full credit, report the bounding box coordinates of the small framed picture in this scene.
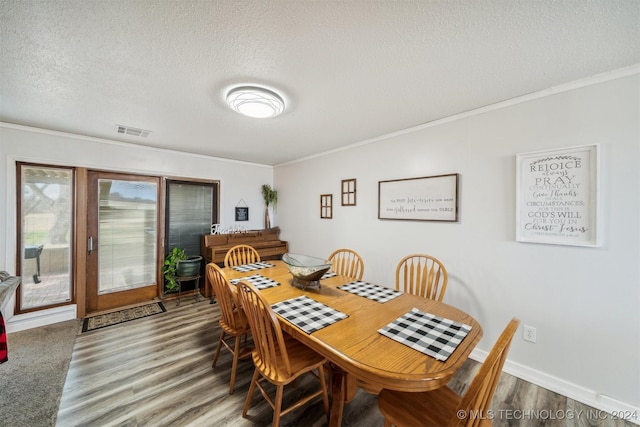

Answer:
[321,194,333,219]
[235,206,249,221]
[341,179,356,206]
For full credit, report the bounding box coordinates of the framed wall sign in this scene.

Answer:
[378,173,458,221]
[516,144,599,246]
[235,207,249,221]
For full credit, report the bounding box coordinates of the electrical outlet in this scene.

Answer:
[523,325,537,343]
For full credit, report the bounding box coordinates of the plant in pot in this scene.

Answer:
[261,184,278,229]
[162,247,202,294]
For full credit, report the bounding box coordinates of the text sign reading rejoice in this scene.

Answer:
[516,145,599,246]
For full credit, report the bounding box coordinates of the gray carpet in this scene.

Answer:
[0,319,81,427]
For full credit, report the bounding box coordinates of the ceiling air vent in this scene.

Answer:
[116,125,151,138]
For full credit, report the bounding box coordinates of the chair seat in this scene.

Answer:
[378,386,462,426]
[219,319,253,356]
[252,334,326,385]
[220,311,251,337]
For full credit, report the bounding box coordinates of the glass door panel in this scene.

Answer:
[86,172,159,313]
[18,165,74,311]
[98,179,157,294]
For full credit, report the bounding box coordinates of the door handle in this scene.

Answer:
[88,236,93,254]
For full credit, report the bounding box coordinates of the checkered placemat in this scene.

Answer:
[338,281,402,303]
[321,271,337,279]
[271,296,348,334]
[230,274,280,290]
[231,262,274,272]
[378,308,472,361]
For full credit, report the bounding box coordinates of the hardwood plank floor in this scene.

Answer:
[57,300,636,426]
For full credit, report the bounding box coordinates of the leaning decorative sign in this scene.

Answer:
[378,174,458,222]
[211,224,249,235]
[516,144,599,246]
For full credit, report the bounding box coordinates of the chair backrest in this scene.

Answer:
[206,263,246,330]
[395,254,448,302]
[224,244,261,268]
[451,318,520,427]
[328,248,364,280]
[236,281,293,378]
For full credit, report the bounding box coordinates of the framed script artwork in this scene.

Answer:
[516,144,599,246]
[378,174,458,221]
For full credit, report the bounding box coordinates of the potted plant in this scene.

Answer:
[261,184,278,229]
[162,247,202,293]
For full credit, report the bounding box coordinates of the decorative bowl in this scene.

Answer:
[282,253,331,289]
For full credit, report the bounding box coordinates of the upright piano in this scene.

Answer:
[200,227,288,296]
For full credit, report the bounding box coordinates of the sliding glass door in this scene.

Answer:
[86,171,160,312]
[16,165,220,315]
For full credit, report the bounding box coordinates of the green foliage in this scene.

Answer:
[162,247,187,292]
[24,231,48,245]
[261,184,278,210]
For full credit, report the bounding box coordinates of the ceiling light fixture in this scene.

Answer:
[226,86,285,118]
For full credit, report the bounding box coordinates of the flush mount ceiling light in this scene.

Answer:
[226,86,285,118]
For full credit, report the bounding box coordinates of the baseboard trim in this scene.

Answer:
[5,305,77,333]
[470,348,640,426]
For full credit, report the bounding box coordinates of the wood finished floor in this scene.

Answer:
[57,299,636,427]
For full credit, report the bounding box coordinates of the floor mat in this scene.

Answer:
[82,302,166,332]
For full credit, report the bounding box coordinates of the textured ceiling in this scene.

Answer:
[1,0,638,165]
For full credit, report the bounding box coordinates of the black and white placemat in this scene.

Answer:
[378,308,472,361]
[271,296,348,334]
[230,274,280,290]
[231,262,274,272]
[338,281,402,303]
[321,271,337,280]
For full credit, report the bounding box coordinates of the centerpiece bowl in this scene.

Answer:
[282,253,331,290]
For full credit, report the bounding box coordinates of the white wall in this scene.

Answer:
[0,124,274,328]
[274,73,640,413]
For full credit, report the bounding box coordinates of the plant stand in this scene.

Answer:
[175,274,201,306]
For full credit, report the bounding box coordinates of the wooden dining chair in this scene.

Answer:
[378,318,520,427]
[236,281,329,426]
[328,248,364,280]
[395,254,448,302]
[206,263,253,394]
[224,244,261,268]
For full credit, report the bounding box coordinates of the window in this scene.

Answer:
[165,180,219,259]
[18,164,74,311]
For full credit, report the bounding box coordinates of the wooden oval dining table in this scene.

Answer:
[222,260,483,426]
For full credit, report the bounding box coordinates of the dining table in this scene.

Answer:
[222,260,483,426]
